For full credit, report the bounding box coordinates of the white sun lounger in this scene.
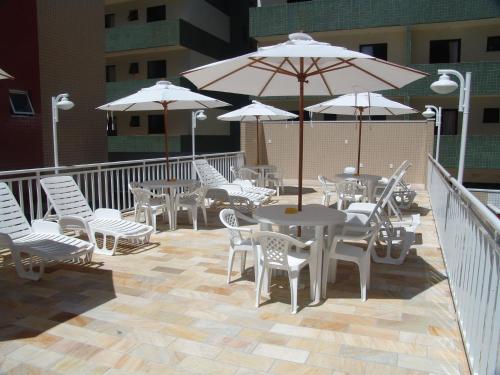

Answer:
[41,176,153,256]
[0,182,94,280]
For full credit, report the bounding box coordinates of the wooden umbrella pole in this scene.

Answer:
[356,107,363,175]
[298,57,305,212]
[256,116,260,165]
[162,102,170,180]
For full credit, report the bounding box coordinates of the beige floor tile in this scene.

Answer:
[253,343,309,364]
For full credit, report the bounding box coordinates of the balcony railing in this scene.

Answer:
[0,152,244,221]
[427,155,500,374]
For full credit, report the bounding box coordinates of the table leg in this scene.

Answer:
[321,224,336,299]
[367,181,376,203]
[169,191,177,230]
[259,223,271,295]
[311,225,324,305]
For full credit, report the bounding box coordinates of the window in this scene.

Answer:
[148,115,164,134]
[9,90,35,116]
[323,113,337,121]
[440,109,458,135]
[487,36,500,52]
[429,39,461,63]
[105,13,115,28]
[483,108,500,123]
[359,43,388,60]
[130,115,141,127]
[367,115,387,121]
[128,9,139,21]
[147,60,166,79]
[107,116,117,136]
[105,65,116,82]
[147,5,166,22]
[129,62,139,75]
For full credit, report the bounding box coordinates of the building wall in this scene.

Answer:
[242,120,434,184]
[0,0,44,170]
[37,0,108,166]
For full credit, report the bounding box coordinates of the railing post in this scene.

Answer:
[36,171,42,219]
[97,165,102,209]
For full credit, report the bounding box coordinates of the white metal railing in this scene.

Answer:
[0,152,245,221]
[427,155,500,375]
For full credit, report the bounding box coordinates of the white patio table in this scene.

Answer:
[141,179,197,230]
[336,173,381,203]
[254,204,346,304]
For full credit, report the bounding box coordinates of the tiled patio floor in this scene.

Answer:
[0,187,469,374]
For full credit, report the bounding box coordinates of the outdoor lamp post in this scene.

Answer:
[51,93,74,170]
[191,110,207,161]
[430,70,471,184]
[422,105,442,162]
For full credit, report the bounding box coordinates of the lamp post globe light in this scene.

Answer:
[422,105,442,162]
[191,109,206,161]
[430,69,471,184]
[51,93,74,170]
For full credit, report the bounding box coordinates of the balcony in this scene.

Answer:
[106,77,181,102]
[250,0,500,38]
[106,19,180,53]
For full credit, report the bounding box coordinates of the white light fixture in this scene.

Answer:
[422,108,436,118]
[192,110,206,161]
[423,105,442,162]
[430,69,471,184]
[52,93,75,171]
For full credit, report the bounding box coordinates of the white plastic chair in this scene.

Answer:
[219,208,258,284]
[317,175,337,206]
[231,166,261,186]
[336,179,366,209]
[129,183,170,232]
[176,185,208,230]
[0,182,94,280]
[326,222,381,301]
[41,176,153,256]
[264,166,283,196]
[253,231,316,314]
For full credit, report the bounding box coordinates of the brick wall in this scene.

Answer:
[241,120,434,185]
[37,0,108,166]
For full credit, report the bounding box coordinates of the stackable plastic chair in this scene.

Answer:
[176,185,208,230]
[264,166,284,196]
[231,166,261,186]
[0,182,94,280]
[219,208,258,284]
[41,176,153,256]
[318,175,337,206]
[129,182,170,232]
[253,231,316,314]
[336,179,366,210]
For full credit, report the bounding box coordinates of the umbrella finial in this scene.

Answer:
[289,32,313,42]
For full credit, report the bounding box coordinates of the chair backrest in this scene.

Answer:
[219,208,244,246]
[336,180,361,199]
[129,183,154,208]
[0,182,33,240]
[318,175,336,193]
[253,231,299,270]
[193,159,229,187]
[40,176,94,220]
[366,179,397,225]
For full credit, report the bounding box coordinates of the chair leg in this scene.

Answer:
[201,206,207,226]
[192,207,198,231]
[227,247,236,284]
[240,251,247,275]
[152,213,157,233]
[359,261,367,302]
[255,265,266,308]
[288,270,299,314]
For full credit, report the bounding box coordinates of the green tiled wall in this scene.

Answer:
[250,0,500,37]
[108,135,181,154]
[106,77,181,102]
[106,20,180,52]
[437,136,500,169]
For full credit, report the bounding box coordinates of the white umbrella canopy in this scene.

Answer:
[182,32,427,209]
[97,80,229,178]
[218,100,297,164]
[0,68,14,80]
[305,92,418,174]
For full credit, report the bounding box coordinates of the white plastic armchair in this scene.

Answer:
[231,166,261,186]
[129,182,170,232]
[252,231,316,314]
[176,185,208,230]
[336,179,366,209]
[41,176,153,256]
[219,208,259,284]
[318,175,337,206]
[0,182,94,280]
[264,166,283,196]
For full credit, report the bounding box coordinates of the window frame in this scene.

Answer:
[146,5,166,23]
[8,90,35,116]
[105,13,115,28]
[486,36,500,52]
[429,39,461,64]
[106,65,116,83]
[483,108,500,123]
[147,60,167,79]
[128,9,139,21]
[359,43,388,60]
[129,62,139,75]
[148,114,164,134]
[130,115,141,127]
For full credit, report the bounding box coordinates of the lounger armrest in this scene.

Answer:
[218,184,244,192]
[59,215,92,235]
[95,208,122,220]
[31,220,62,234]
[0,233,13,248]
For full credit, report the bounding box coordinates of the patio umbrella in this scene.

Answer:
[182,32,427,209]
[0,68,14,79]
[217,100,297,164]
[97,80,229,179]
[305,92,418,174]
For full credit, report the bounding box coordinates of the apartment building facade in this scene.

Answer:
[104,0,255,160]
[0,0,107,170]
[250,0,500,184]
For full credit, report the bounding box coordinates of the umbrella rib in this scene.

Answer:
[258,59,287,97]
[195,101,210,109]
[249,58,297,77]
[311,58,333,96]
[284,57,300,75]
[304,58,319,75]
[386,107,396,116]
[340,59,399,89]
[374,58,430,75]
[123,103,136,111]
[306,59,353,77]
[199,58,264,90]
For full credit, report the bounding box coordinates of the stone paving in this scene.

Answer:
[0,187,469,374]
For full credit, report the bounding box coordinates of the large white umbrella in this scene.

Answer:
[217,100,297,164]
[97,80,229,178]
[305,92,418,174]
[0,68,13,80]
[182,32,427,209]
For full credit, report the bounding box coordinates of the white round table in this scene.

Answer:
[141,179,197,230]
[336,173,381,203]
[254,204,346,304]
